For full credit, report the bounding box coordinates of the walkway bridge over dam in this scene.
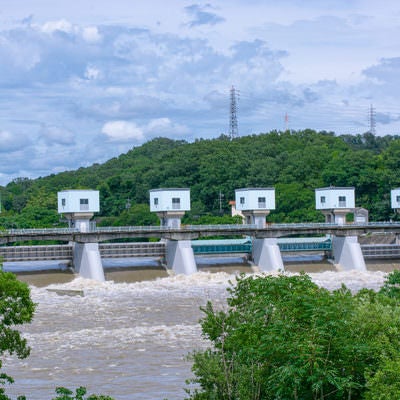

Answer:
[2,222,400,244]
[1,222,400,280]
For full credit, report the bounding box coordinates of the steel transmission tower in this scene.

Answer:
[229,85,239,139]
[284,112,289,132]
[368,104,376,135]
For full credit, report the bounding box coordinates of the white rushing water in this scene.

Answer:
[2,269,389,399]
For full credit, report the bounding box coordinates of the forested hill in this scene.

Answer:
[1,129,400,228]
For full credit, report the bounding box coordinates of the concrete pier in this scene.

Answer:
[73,243,105,281]
[252,238,284,272]
[165,240,197,275]
[332,236,366,271]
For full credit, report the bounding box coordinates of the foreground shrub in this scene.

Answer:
[186,273,400,400]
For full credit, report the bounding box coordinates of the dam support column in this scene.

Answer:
[166,240,197,275]
[332,236,366,271]
[252,238,284,272]
[73,243,105,282]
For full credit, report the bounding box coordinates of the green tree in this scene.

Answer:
[186,273,400,400]
[362,271,400,399]
[365,358,400,400]
[52,386,114,400]
[0,265,35,399]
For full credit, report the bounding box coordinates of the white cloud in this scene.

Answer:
[146,118,189,136]
[0,35,40,72]
[147,117,173,131]
[84,65,102,80]
[100,118,189,144]
[40,19,75,34]
[101,120,144,142]
[184,4,225,27]
[82,26,102,43]
[0,130,29,152]
[39,125,76,146]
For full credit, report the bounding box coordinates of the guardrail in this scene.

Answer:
[2,221,400,236]
[0,223,358,235]
[0,227,79,235]
[1,222,400,243]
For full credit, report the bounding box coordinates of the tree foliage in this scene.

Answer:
[52,386,114,400]
[0,265,35,399]
[186,273,400,399]
[1,130,400,228]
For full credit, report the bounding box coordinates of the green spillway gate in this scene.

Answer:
[191,238,332,255]
[278,239,332,252]
[191,240,252,254]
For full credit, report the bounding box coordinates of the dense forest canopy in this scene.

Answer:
[1,129,400,228]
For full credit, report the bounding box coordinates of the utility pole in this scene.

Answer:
[229,85,239,140]
[219,191,224,214]
[368,104,376,135]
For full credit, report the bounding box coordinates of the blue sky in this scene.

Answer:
[0,0,400,185]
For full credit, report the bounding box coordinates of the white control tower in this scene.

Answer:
[235,188,275,228]
[315,187,355,225]
[149,188,190,228]
[58,190,99,232]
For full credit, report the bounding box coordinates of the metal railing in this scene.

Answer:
[0,227,79,235]
[2,221,400,237]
